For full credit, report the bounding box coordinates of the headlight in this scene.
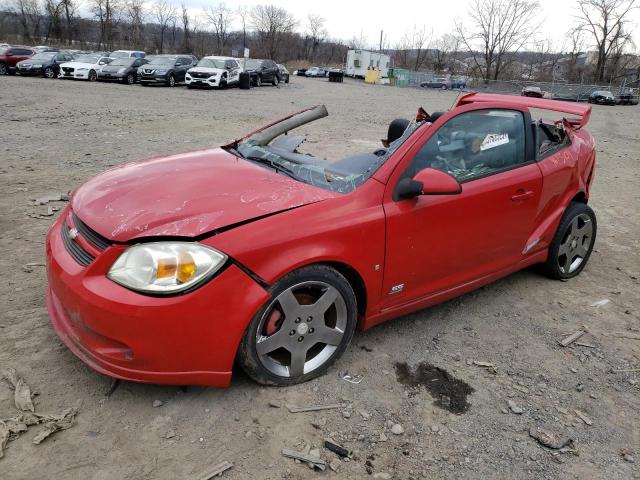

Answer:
[107,242,227,294]
[117,68,126,74]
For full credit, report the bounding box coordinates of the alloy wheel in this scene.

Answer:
[127,73,135,85]
[89,70,97,82]
[45,67,55,79]
[255,281,347,378]
[168,74,175,87]
[0,63,7,75]
[557,213,593,274]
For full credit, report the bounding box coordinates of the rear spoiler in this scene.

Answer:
[455,92,592,129]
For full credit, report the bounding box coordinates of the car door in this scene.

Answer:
[381,107,542,308]
[226,60,240,83]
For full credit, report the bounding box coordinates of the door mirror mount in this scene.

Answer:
[395,168,462,201]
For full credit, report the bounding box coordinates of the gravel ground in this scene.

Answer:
[0,75,638,480]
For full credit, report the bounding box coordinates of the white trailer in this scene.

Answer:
[345,49,391,78]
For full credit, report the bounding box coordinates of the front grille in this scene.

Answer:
[73,213,111,251]
[190,72,211,79]
[63,67,74,74]
[61,221,94,266]
[142,69,155,75]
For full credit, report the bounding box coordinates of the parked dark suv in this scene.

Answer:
[244,59,280,86]
[98,57,147,84]
[138,55,198,87]
[588,90,617,105]
[17,51,74,78]
[0,45,35,75]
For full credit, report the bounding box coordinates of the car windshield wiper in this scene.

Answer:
[244,154,299,180]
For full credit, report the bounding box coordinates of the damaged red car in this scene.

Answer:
[46,93,597,387]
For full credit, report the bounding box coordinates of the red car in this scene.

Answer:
[0,45,35,75]
[46,93,597,387]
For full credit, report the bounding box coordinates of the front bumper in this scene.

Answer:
[45,210,270,387]
[139,74,169,83]
[59,70,90,80]
[185,75,220,87]
[18,67,44,75]
[98,72,125,81]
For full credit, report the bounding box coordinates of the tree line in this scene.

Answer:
[0,0,637,84]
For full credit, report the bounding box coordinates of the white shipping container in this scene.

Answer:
[345,49,391,78]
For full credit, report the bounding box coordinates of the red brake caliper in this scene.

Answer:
[264,309,282,336]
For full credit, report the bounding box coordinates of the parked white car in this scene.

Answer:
[305,66,326,77]
[110,50,145,59]
[58,54,112,81]
[185,56,242,89]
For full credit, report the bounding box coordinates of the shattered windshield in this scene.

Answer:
[230,106,424,194]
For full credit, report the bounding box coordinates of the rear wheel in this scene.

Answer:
[88,70,97,82]
[0,63,7,75]
[542,202,597,280]
[237,265,357,386]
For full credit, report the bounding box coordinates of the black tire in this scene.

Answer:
[237,265,358,386]
[126,73,135,85]
[255,75,262,87]
[88,70,97,82]
[272,75,279,86]
[219,75,227,89]
[285,76,289,84]
[542,202,597,280]
[167,74,176,87]
[0,63,7,75]
[44,67,55,79]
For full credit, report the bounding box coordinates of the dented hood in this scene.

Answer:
[71,148,336,242]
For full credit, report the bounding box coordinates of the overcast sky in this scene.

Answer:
[177,0,640,51]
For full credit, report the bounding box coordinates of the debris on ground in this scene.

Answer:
[559,327,588,347]
[324,439,350,458]
[152,400,163,408]
[2,368,35,413]
[1,368,80,458]
[32,406,80,444]
[282,448,326,471]
[372,473,392,480]
[341,371,364,384]
[33,193,70,205]
[268,400,282,408]
[590,299,610,307]
[574,409,593,426]
[529,425,575,450]
[287,403,342,413]
[471,360,498,374]
[197,460,233,479]
[507,399,524,414]
[390,423,404,435]
[620,448,634,463]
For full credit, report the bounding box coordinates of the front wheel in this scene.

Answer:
[44,67,55,79]
[126,73,135,85]
[237,265,358,386]
[272,75,279,86]
[167,74,176,87]
[255,75,262,87]
[542,202,597,280]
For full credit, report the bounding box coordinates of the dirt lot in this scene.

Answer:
[0,75,638,480]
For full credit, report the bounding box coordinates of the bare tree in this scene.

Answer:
[44,0,63,42]
[180,3,190,52]
[306,13,326,61]
[432,33,460,73]
[11,0,44,43]
[455,0,540,81]
[125,0,145,49]
[410,25,432,71]
[347,30,368,50]
[153,0,176,53]
[250,5,297,59]
[575,0,638,82]
[236,5,249,49]
[204,2,233,54]
[59,0,77,45]
[92,0,119,49]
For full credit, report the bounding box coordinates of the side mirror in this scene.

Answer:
[395,168,461,200]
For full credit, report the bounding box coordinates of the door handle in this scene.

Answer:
[511,190,534,202]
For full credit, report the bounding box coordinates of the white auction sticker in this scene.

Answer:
[480,133,509,151]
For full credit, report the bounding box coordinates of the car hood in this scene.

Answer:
[188,67,225,74]
[19,59,51,66]
[60,61,96,69]
[102,64,128,72]
[71,148,336,242]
